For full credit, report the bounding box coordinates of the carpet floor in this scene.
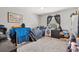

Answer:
[17,37,67,52]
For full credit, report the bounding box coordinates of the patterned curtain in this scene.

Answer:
[47,16,53,26]
[54,15,60,25]
[54,15,62,31]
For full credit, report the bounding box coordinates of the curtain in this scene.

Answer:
[54,15,62,31]
[47,15,62,31]
[54,15,60,25]
[47,16,53,26]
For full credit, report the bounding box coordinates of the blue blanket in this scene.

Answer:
[32,28,45,39]
[10,28,31,44]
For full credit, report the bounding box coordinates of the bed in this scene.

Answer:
[31,26,46,39]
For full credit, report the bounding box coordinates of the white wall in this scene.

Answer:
[0,7,78,32]
[23,14,39,28]
[0,7,39,31]
[39,8,78,32]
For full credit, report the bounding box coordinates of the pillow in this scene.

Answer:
[12,25,21,28]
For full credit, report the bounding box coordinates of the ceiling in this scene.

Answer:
[18,7,70,15]
[0,7,71,15]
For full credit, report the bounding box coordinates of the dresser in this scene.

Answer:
[51,30,60,39]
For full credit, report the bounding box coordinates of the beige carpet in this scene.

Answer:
[0,40,16,52]
[17,37,67,52]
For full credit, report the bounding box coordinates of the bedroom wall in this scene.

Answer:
[38,8,78,32]
[0,7,39,31]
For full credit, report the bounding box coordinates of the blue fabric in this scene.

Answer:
[10,28,16,36]
[15,28,31,44]
[0,25,5,28]
[32,28,45,39]
[63,31,68,35]
[71,34,76,41]
[10,28,31,44]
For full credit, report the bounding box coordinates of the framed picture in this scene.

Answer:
[8,12,23,23]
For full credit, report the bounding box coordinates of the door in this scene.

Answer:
[71,15,78,36]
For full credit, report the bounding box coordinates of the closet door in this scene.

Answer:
[71,15,78,36]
